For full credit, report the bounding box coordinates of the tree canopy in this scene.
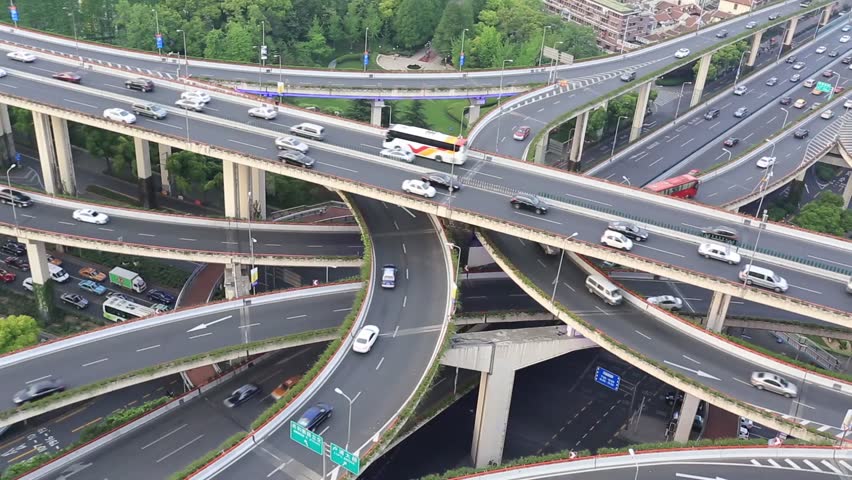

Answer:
[793,192,852,237]
[0,315,39,354]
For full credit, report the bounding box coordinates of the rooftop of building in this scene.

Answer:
[589,0,638,15]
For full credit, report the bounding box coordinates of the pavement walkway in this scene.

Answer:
[376,47,453,72]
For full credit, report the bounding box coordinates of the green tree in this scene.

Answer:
[222,22,256,62]
[468,24,507,68]
[166,151,222,195]
[345,100,373,123]
[585,108,608,142]
[393,0,443,49]
[793,192,852,236]
[0,315,39,354]
[398,100,430,128]
[294,17,333,65]
[433,0,476,55]
[114,0,157,51]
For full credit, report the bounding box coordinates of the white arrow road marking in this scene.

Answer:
[676,473,727,480]
[187,315,233,333]
[664,360,721,380]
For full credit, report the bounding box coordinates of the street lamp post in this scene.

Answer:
[176,29,188,78]
[621,14,633,55]
[722,148,732,163]
[780,107,790,128]
[273,53,283,101]
[742,208,770,290]
[495,59,514,153]
[766,138,777,160]
[611,115,629,159]
[334,387,355,448]
[363,27,369,73]
[549,232,578,309]
[459,105,472,137]
[549,40,564,84]
[152,8,161,56]
[622,175,631,185]
[674,81,692,121]
[68,11,79,60]
[247,191,256,296]
[538,25,552,67]
[777,24,789,62]
[733,50,749,88]
[446,242,462,282]
[459,28,469,72]
[6,164,17,229]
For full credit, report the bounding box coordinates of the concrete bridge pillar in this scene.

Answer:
[250,167,267,219]
[746,30,763,68]
[134,138,157,209]
[468,99,483,127]
[223,160,238,218]
[224,263,251,300]
[673,392,701,442]
[820,7,831,27]
[630,82,653,142]
[21,239,52,321]
[0,104,16,163]
[32,112,59,195]
[784,17,799,46]
[705,291,731,332]
[158,144,172,196]
[568,111,590,171]
[237,163,251,220]
[842,171,852,207]
[690,53,713,108]
[370,100,385,127]
[534,128,550,164]
[471,366,516,468]
[50,117,76,196]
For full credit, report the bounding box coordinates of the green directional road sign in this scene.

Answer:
[330,443,360,475]
[816,81,833,93]
[289,421,323,455]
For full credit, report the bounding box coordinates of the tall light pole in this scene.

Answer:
[260,20,266,66]
[363,27,370,72]
[176,29,188,78]
[538,25,552,67]
[611,115,629,159]
[766,138,777,160]
[674,81,692,121]
[622,175,631,185]
[742,208,769,290]
[621,14,634,55]
[384,104,393,127]
[247,191,256,296]
[721,148,732,163]
[459,105,471,136]
[446,242,462,282]
[459,28,469,72]
[6,164,17,229]
[780,107,790,128]
[549,232,578,307]
[334,387,355,448]
[777,24,789,62]
[66,10,79,61]
[549,40,564,84]
[152,8,161,56]
[733,50,748,88]
[274,53,283,101]
[495,58,514,153]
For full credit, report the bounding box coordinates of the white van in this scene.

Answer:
[738,265,788,293]
[585,274,623,305]
[600,230,633,251]
[48,264,69,283]
[289,123,325,141]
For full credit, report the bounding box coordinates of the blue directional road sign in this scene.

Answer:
[14,152,21,165]
[594,366,621,391]
[459,51,465,67]
[363,51,369,66]
[9,6,18,23]
[155,33,164,50]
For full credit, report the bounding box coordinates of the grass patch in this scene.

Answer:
[70,249,190,290]
[85,185,143,207]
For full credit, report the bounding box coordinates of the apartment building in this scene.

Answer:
[543,0,655,51]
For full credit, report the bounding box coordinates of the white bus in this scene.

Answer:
[103,296,156,322]
[382,124,467,165]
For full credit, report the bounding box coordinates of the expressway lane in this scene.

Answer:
[0,63,846,320]
[489,231,852,438]
[592,19,851,187]
[203,196,451,479]
[0,1,823,91]
[0,286,354,414]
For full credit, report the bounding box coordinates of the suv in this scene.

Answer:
[125,78,154,92]
[703,108,720,120]
[381,264,397,289]
[0,188,32,207]
[739,265,788,292]
[1,240,25,256]
[132,101,167,119]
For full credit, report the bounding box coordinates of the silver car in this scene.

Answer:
[647,295,683,311]
[380,148,415,163]
[750,371,797,398]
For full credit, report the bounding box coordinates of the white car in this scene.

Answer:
[844,25,852,32]
[6,51,35,63]
[733,85,748,96]
[698,242,741,265]
[274,136,309,153]
[647,295,683,311]
[248,105,277,120]
[103,108,136,124]
[756,156,776,168]
[600,230,633,251]
[0,69,7,78]
[22,277,32,292]
[821,109,834,119]
[845,98,852,108]
[380,148,415,163]
[815,46,827,54]
[402,179,436,198]
[180,90,211,104]
[72,208,110,225]
[674,48,690,59]
[174,98,204,112]
[352,325,380,353]
[842,35,851,43]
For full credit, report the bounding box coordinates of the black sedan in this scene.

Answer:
[785,55,797,64]
[223,384,260,408]
[147,289,176,304]
[793,128,809,139]
[779,96,792,106]
[607,221,648,242]
[13,379,64,405]
[723,137,740,147]
[298,403,333,431]
[278,150,315,168]
[843,56,852,65]
[3,256,28,271]
[509,193,548,215]
[1,240,25,256]
[421,171,461,191]
[700,226,739,244]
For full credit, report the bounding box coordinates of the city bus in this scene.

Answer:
[102,296,157,322]
[382,124,467,165]
[644,171,700,198]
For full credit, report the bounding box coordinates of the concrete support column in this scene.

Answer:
[250,167,267,219]
[224,263,250,300]
[568,111,590,170]
[630,82,653,142]
[237,163,250,220]
[471,367,516,468]
[21,239,52,321]
[0,104,16,163]
[32,112,59,195]
[842,171,852,207]
[223,160,238,218]
[746,30,763,68]
[820,7,831,27]
[468,100,482,126]
[134,137,157,209]
[705,291,731,332]
[690,53,713,108]
[50,117,76,196]
[158,144,172,196]
[370,100,385,127]
[534,129,550,164]
[784,17,799,46]
[673,392,701,443]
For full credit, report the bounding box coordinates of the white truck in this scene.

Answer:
[108,267,147,293]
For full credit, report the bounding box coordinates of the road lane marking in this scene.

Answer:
[732,377,751,387]
[376,357,385,370]
[795,400,816,410]
[141,424,188,450]
[317,161,358,173]
[318,426,330,436]
[821,461,842,474]
[98,227,113,232]
[634,330,652,340]
[238,322,261,328]
[138,233,155,237]
[400,206,416,218]
[402,243,407,254]
[286,314,307,319]
[26,375,52,384]
[514,211,562,225]
[789,284,822,294]
[680,138,694,148]
[594,306,610,316]
[333,307,351,312]
[264,243,281,247]
[808,255,852,269]
[58,221,75,226]
[189,332,212,339]
[228,139,267,150]
[136,344,160,352]
[635,244,685,257]
[71,417,103,433]
[81,358,108,367]
[682,355,700,364]
[179,238,196,241]
[156,434,204,463]
[403,295,407,308]
[803,459,821,471]
[786,459,802,469]
[563,193,612,206]
[65,99,97,109]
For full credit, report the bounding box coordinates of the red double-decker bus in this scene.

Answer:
[645,171,700,198]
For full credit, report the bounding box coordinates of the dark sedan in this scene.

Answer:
[785,55,797,64]
[421,171,461,191]
[52,72,81,83]
[779,96,792,106]
[1,240,25,256]
[147,289,176,304]
[700,226,739,244]
[3,256,28,271]
[298,403,333,431]
[793,128,809,139]
[607,221,648,242]
[277,150,315,168]
[13,379,64,405]
[723,137,740,147]
[223,384,260,408]
[510,193,548,214]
